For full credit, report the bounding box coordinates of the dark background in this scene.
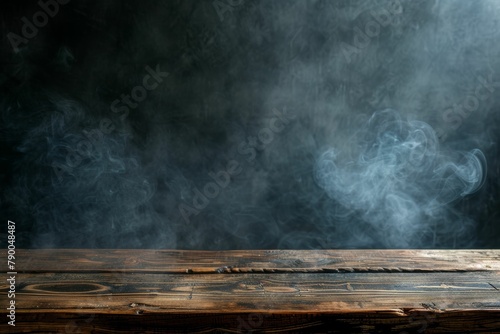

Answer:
[1,0,499,249]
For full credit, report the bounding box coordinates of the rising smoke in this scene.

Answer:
[1,0,499,249]
[315,109,486,248]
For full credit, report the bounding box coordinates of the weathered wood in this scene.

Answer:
[1,250,500,333]
[10,249,500,273]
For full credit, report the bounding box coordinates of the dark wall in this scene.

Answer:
[1,0,499,249]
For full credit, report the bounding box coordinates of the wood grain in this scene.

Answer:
[9,249,500,273]
[1,249,500,333]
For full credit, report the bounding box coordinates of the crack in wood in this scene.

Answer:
[421,302,439,311]
[215,265,233,273]
[12,267,487,275]
[188,285,194,300]
[128,302,160,311]
[209,267,479,274]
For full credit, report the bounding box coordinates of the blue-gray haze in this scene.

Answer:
[1,0,499,249]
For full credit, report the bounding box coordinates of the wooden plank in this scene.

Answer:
[8,249,500,273]
[1,250,499,333]
[10,272,500,312]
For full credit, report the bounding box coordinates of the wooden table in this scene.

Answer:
[1,249,500,333]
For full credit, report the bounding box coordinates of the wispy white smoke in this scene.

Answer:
[315,109,486,247]
[2,0,499,249]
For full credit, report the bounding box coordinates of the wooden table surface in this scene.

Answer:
[1,249,500,333]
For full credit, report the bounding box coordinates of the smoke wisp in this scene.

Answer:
[1,0,499,249]
[316,109,486,247]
